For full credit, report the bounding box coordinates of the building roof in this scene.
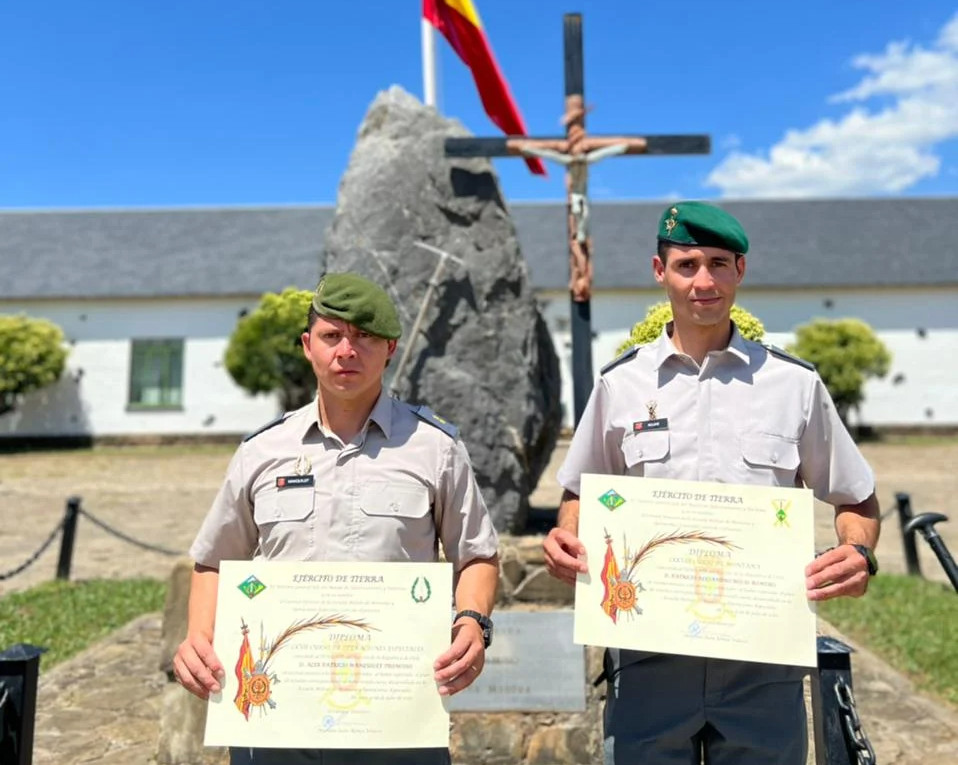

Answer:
[2,197,956,299]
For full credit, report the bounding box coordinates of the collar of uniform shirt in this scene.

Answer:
[300,390,395,443]
[652,321,751,370]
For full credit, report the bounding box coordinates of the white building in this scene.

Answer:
[2,198,956,441]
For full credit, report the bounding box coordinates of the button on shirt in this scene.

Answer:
[190,393,498,570]
[558,323,874,506]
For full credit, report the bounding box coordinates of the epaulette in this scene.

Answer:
[600,345,641,376]
[411,404,459,439]
[242,412,290,442]
[762,343,816,371]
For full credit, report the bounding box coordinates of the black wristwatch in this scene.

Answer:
[454,610,494,648]
[851,544,879,576]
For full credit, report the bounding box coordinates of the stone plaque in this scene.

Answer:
[446,610,586,712]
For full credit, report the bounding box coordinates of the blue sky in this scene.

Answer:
[3,1,958,208]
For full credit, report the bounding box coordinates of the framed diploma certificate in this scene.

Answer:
[205,560,453,749]
[574,474,818,667]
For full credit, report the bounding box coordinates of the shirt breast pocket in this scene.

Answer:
[620,431,670,477]
[358,483,434,560]
[741,433,801,485]
[253,487,315,558]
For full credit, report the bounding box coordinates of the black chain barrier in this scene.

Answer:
[880,504,899,521]
[77,507,183,557]
[0,518,65,581]
[835,677,877,765]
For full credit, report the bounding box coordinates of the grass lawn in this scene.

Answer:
[819,572,958,706]
[0,578,166,668]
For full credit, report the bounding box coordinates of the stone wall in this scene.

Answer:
[156,538,605,765]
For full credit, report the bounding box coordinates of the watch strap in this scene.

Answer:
[851,544,879,576]
[454,610,493,647]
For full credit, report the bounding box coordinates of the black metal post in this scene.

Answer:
[0,643,47,765]
[563,13,594,426]
[811,636,857,765]
[904,513,958,592]
[895,492,921,577]
[55,496,81,581]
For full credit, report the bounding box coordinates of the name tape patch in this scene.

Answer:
[276,475,315,489]
[633,418,669,433]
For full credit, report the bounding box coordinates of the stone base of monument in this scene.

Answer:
[156,540,602,765]
[155,558,230,765]
[449,535,603,765]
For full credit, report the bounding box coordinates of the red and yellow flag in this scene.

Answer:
[600,537,621,624]
[423,0,546,176]
[233,625,254,719]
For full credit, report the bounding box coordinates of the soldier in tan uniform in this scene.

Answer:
[173,272,500,765]
[544,202,881,765]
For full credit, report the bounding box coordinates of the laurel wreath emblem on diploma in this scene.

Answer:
[599,528,738,623]
[233,615,376,720]
[410,576,432,603]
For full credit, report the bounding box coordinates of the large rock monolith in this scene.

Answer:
[322,86,561,533]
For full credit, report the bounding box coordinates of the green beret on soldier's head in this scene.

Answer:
[312,272,402,340]
[657,201,749,255]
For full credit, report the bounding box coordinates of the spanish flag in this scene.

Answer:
[423,0,546,176]
[233,622,254,719]
[600,536,621,624]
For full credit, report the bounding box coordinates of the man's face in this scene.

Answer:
[301,316,397,401]
[653,245,745,329]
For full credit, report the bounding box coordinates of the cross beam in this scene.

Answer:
[444,13,710,426]
[445,134,711,159]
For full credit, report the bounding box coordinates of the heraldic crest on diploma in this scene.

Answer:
[233,614,376,720]
[598,527,738,623]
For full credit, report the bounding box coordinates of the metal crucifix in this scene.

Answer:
[445,13,710,425]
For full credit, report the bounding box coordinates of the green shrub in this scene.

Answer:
[615,302,765,356]
[0,314,69,415]
[787,318,891,425]
[225,288,315,411]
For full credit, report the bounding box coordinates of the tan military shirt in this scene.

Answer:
[558,323,874,506]
[190,393,498,570]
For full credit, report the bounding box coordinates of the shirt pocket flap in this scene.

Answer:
[621,430,670,468]
[254,488,314,523]
[360,483,431,519]
[742,434,800,471]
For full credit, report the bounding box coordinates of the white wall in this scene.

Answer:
[539,287,958,430]
[0,297,280,437]
[2,287,955,438]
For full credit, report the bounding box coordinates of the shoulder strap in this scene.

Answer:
[762,343,816,371]
[411,404,459,439]
[600,345,641,376]
[242,412,290,442]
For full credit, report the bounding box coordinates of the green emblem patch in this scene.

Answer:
[599,490,626,510]
[238,575,267,599]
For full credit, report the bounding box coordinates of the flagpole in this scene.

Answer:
[421,18,437,107]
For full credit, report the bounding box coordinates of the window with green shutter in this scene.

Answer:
[128,339,184,409]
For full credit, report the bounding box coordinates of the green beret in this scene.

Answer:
[657,201,749,254]
[311,272,401,339]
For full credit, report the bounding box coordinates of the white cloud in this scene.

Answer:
[707,12,958,198]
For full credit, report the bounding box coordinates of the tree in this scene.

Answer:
[224,288,315,412]
[787,318,891,426]
[0,314,69,415]
[615,301,765,355]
